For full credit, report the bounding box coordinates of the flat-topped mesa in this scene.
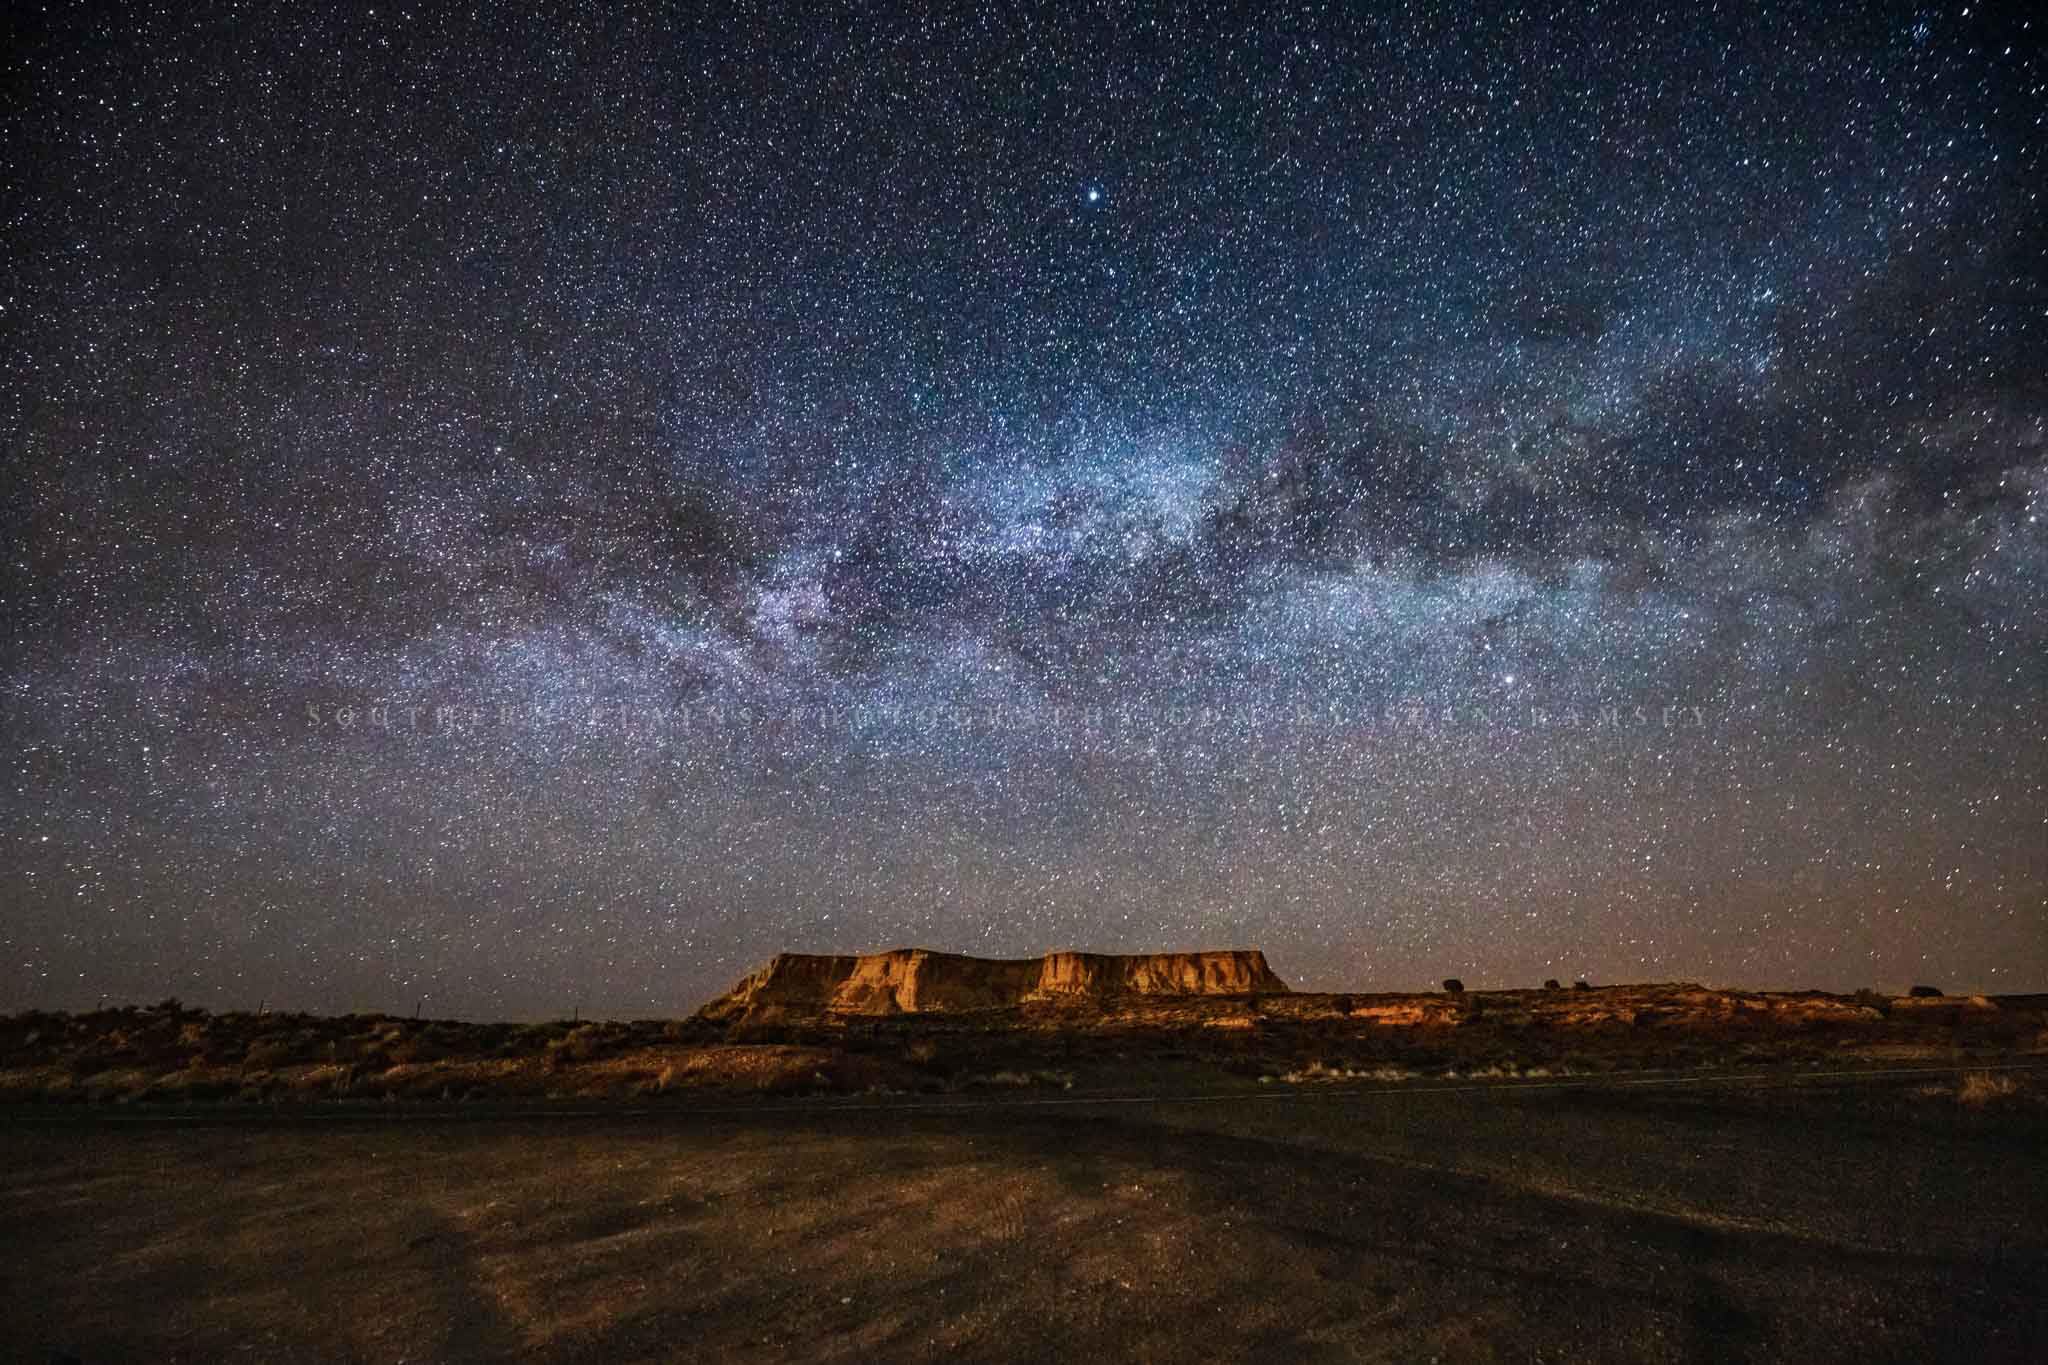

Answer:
[699,948,1290,1019]
[1035,951,1287,998]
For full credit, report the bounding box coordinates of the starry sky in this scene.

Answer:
[4,1,2045,1017]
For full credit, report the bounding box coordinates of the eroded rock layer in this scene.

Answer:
[700,948,1290,1019]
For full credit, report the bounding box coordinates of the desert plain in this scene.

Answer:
[4,953,2044,1363]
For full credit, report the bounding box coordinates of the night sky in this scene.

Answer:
[4,2,2044,1018]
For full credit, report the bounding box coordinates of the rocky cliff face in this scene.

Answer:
[699,948,1290,1019]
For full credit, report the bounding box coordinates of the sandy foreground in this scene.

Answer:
[4,1067,2045,1363]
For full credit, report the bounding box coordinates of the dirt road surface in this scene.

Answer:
[4,1066,2043,1363]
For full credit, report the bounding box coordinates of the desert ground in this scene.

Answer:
[3,1069,2046,1363]
[4,980,2045,1362]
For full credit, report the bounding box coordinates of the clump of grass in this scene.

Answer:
[1957,1071,2021,1107]
[386,1035,453,1066]
[542,1023,610,1071]
[961,1068,1074,1090]
[241,1039,297,1070]
[1270,1060,1415,1084]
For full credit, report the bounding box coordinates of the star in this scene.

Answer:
[0,0,2041,1015]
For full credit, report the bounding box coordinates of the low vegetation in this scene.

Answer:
[1956,1070,2026,1107]
[0,984,2040,1107]
[1266,1061,1417,1084]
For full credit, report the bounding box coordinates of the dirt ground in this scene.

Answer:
[4,1069,2044,1363]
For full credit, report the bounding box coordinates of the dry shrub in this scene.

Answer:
[285,1064,354,1096]
[1957,1071,2021,1107]
[242,1039,297,1070]
[1270,1060,1415,1084]
[961,1068,1074,1090]
[386,1036,449,1066]
[543,1024,610,1071]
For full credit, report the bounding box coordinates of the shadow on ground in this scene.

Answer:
[4,1081,2044,1362]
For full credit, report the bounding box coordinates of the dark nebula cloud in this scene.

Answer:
[4,2,2044,1015]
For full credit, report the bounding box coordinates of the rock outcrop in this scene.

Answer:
[699,948,1289,1020]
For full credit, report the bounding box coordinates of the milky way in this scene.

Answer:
[4,2,2044,1016]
